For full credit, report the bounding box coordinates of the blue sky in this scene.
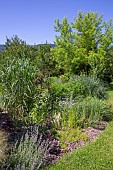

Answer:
[0,0,113,44]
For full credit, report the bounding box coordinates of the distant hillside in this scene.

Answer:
[0,44,55,51]
[36,44,55,48]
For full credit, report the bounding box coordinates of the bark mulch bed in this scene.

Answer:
[46,121,108,165]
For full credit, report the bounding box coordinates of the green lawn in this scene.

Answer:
[43,121,113,170]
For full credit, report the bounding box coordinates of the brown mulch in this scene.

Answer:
[66,122,107,153]
[46,121,108,165]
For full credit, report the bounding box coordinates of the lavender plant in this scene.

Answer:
[6,127,49,170]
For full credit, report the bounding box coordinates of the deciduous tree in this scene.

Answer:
[51,11,113,81]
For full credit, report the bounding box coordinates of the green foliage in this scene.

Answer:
[49,74,107,101]
[58,96,112,129]
[24,89,50,125]
[0,35,37,67]
[58,103,80,129]
[72,74,107,99]
[0,58,37,120]
[98,45,113,83]
[51,11,113,79]
[49,76,74,99]
[51,17,74,74]
[36,44,56,79]
[26,104,45,125]
[56,128,88,149]
[74,97,113,127]
[47,75,108,129]
[0,17,113,169]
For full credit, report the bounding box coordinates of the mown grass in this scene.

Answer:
[43,121,113,170]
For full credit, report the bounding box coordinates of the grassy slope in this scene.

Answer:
[43,90,113,170]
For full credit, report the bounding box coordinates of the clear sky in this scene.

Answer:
[0,0,113,44]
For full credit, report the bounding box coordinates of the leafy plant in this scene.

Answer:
[49,74,107,102]
[56,128,88,149]
[24,89,50,125]
[52,11,113,76]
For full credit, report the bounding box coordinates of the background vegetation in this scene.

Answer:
[0,11,113,169]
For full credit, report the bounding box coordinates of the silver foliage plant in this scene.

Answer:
[7,127,49,170]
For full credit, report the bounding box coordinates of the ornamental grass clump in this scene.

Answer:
[57,96,113,129]
[0,58,37,121]
[75,97,113,128]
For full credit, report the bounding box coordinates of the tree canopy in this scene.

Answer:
[51,11,113,80]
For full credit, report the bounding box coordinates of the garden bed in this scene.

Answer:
[0,109,108,167]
